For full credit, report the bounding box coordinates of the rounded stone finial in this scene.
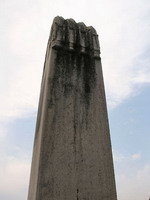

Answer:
[77,22,88,54]
[53,16,64,25]
[87,26,100,58]
[66,19,77,51]
[50,16,65,49]
[87,26,97,34]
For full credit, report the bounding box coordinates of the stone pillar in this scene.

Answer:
[28,16,117,200]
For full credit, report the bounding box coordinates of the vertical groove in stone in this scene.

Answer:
[28,16,117,200]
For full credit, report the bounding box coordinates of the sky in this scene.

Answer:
[0,0,150,199]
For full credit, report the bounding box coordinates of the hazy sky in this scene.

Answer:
[0,0,150,199]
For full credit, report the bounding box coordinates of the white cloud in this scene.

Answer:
[113,151,141,162]
[132,153,141,160]
[113,151,127,162]
[100,0,150,108]
[0,156,30,200]
[116,164,150,200]
[113,151,149,200]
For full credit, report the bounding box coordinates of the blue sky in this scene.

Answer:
[0,0,150,199]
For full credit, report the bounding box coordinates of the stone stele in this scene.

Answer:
[28,16,117,200]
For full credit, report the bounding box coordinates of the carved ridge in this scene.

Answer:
[49,16,100,58]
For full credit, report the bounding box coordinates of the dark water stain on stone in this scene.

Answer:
[82,54,96,105]
[50,50,97,108]
[77,188,79,200]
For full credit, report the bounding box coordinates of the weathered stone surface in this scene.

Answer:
[28,16,117,200]
[49,16,100,57]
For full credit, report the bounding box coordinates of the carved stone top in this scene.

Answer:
[49,16,100,58]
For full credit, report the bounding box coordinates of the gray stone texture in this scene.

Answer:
[28,16,117,200]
